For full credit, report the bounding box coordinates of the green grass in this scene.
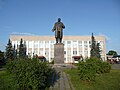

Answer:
[0,70,18,90]
[1,69,120,90]
[64,69,120,90]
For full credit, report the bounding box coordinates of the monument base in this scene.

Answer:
[52,64,77,69]
[54,43,64,64]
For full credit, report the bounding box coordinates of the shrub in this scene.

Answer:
[78,61,96,81]
[101,62,111,73]
[86,58,103,74]
[78,58,111,81]
[86,58,111,74]
[6,58,54,90]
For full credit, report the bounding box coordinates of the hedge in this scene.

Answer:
[6,58,54,90]
[78,58,111,81]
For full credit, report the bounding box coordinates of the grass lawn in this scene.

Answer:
[0,70,18,90]
[65,69,120,90]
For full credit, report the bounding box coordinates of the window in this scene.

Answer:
[89,41,91,44]
[84,51,88,55]
[67,41,71,47]
[79,51,82,54]
[79,45,82,48]
[45,41,49,48]
[73,51,77,55]
[84,45,88,48]
[67,57,71,61]
[64,58,66,61]
[67,50,71,55]
[39,41,44,48]
[39,51,43,55]
[78,41,82,44]
[67,41,71,44]
[34,50,38,55]
[50,41,55,44]
[34,41,38,48]
[29,41,33,48]
[64,51,66,54]
[84,41,87,44]
[45,51,49,55]
[73,41,77,43]
[73,41,77,48]
[50,44,54,48]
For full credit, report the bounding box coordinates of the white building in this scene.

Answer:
[10,35,106,63]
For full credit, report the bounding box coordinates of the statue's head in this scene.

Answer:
[58,18,61,22]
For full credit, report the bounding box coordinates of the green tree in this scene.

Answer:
[5,39,14,60]
[78,58,111,81]
[90,33,96,58]
[107,50,117,56]
[0,50,5,67]
[90,33,101,59]
[19,38,26,58]
[6,58,54,90]
[13,44,17,59]
[96,43,101,59]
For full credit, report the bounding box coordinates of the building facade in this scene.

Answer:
[10,35,106,63]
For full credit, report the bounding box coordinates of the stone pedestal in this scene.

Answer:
[54,43,64,64]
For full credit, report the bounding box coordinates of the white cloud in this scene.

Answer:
[98,33,111,41]
[10,32,36,36]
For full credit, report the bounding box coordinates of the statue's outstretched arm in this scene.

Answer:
[52,29,55,32]
[62,23,65,29]
[52,24,56,32]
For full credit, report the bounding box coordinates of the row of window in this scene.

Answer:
[30,50,88,56]
[12,40,104,49]
[12,40,104,45]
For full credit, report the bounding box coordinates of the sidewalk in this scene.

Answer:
[112,64,120,69]
[49,67,75,90]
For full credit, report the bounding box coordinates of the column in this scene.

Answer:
[82,41,85,58]
[43,41,45,56]
[26,41,29,55]
[38,41,39,56]
[49,41,51,62]
[77,40,79,56]
[32,41,34,57]
[88,41,90,58]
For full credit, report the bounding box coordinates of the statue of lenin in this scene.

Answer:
[52,18,65,44]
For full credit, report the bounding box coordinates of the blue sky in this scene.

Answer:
[0,0,120,54]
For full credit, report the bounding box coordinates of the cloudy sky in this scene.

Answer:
[0,0,120,54]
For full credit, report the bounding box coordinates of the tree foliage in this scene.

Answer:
[107,50,118,56]
[95,43,101,59]
[90,33,101,59]
[0,50,5,67]
[6,58,54,90]
[5,38,27,60]
[13,44,17,60]
[19,38,26,58]
[78,58,111,81]
[5,39,14,60]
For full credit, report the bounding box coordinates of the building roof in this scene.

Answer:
[10,35,106,41]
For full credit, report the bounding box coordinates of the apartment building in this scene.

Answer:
[10,35,106,63]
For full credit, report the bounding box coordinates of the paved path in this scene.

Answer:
[49,68,75,90]
[112,64,120,69]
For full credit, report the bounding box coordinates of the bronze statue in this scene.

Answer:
[52,18,65,43]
